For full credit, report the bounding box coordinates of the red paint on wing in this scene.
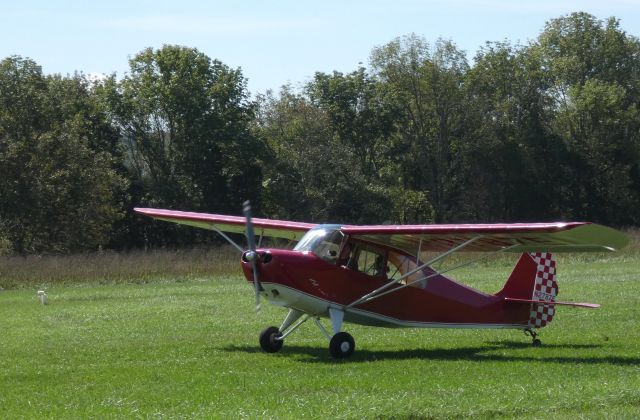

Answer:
[134,207,315,232]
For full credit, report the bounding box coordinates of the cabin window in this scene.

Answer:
[387,250,428,287]
[294,227,345,263]
[341,243,390,279]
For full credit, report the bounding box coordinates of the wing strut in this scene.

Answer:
[346,236,484,309]
[210,225,245,253]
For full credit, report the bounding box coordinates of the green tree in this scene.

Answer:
[553,80,640,223]
[256,87,391,224]
[370,35,468,222]
[0,56,126,253]
[108,45,263,246]
[117,46,260,208]
[539,12,640,92]
[538,12,640,224]
[307,68,397,177]
[463,42,564,221]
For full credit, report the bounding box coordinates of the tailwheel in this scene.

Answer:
[525,328,542,347]
[259,326,283,353]
[329,332,355,359]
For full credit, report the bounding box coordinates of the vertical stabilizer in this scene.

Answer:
[498,252,558,328]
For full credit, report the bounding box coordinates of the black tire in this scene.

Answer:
[532,338,542,347]
[329,332,355,359]
[259,326,283,353]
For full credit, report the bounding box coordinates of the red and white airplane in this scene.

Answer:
[135,204,628,358]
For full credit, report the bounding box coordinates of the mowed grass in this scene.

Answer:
[1,245,640,417]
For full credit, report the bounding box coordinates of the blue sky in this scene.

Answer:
[2,1,639,95]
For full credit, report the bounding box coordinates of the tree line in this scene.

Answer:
[1,12,639,254]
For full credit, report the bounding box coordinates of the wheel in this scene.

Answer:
[532,338,542,347]
[329,332,355,359]
[259,326,283,353]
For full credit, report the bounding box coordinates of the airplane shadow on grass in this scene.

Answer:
[221,341,640,366]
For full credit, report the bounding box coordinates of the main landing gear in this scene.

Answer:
[257,308,356,359]
[524,328,542,347]
[259,326,283,353]
[329,331,355,358]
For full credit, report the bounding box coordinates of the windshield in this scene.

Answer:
[294,226,345,263]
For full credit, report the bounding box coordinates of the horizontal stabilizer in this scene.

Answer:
[504,297,600,309]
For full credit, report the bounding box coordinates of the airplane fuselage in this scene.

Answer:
[241,249,530,329]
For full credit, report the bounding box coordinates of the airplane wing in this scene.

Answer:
[134,208,315,241]
[135,208,628,254]
[341,222,628,254]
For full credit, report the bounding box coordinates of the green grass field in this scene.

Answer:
[1,248,639,418]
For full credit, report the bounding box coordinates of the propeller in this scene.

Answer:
[243,200,262,312]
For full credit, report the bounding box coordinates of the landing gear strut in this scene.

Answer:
[326,308,356,359]
[258,307,358,359]
[258,309,309,353]
[524,328,542,347]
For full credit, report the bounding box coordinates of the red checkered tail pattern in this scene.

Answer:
[497,252,558,329]
[526,252,558,328]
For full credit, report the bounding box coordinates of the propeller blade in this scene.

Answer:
[252,264,261,312]
[243,201,256,252]
[243,201,261,312]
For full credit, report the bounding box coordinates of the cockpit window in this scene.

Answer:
[343,243,389,278]
[387,250,428,287]
[294,227,345,263]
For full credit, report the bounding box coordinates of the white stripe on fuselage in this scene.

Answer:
[258,282,524,330]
